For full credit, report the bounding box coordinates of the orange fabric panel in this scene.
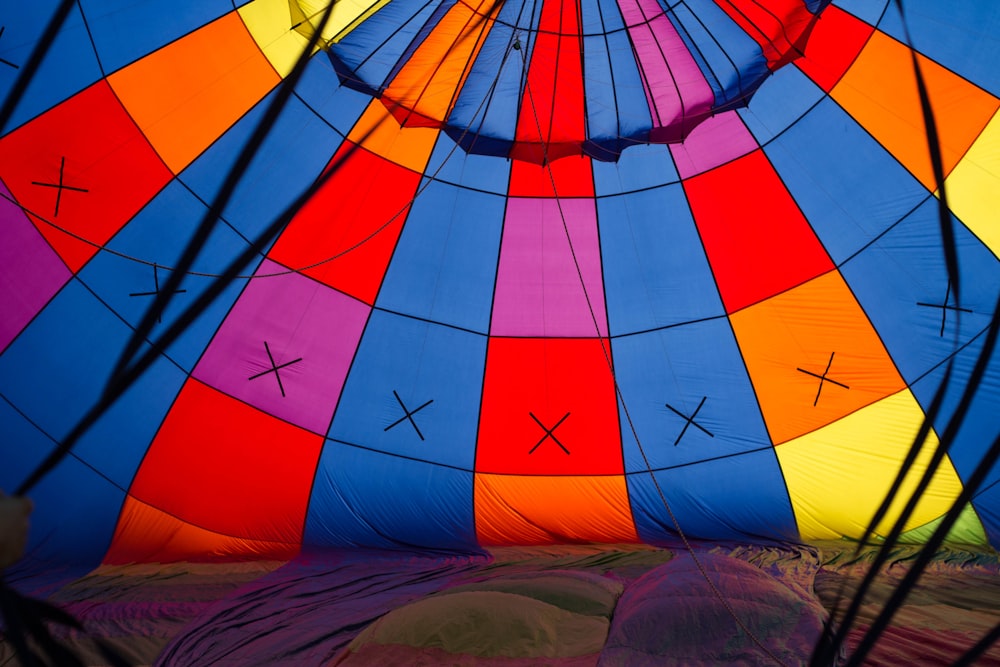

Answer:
[346,101,440,173]
[267,142,421,305]
[729,270,906,445]
[832,30,1000,190]
[507,153,595,198]
[105,496,299,563]
[474,474,638,545]
[107,11,280,174]
[475,337,623,475]
[122,380,323,556]
[684,149,834,313]
[0,81,171,272]
[711,0,826,68]
[795,4,874,92]
[381,0,500,128]
[512,0,586,164]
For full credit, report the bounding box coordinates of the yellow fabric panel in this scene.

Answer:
[346,101,440,173]
[945,109,1000,258]
[382,0,501,127]
[239,0,315,78]
[240,0,391,76]
[777,389,966,541]
[474,474,638,546]
[107,12,280,174]
[832,30,999,191]
[294,0,391,44]
[729,270,906,445]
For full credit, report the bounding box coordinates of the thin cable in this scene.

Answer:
[517,29,790,667]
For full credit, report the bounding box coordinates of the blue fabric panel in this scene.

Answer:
[599,183,724,336]
[832,0,887,25]
[327,0,442,93]
[329,310,487,470]
[612,318,774,473]
[77,0,231,74]
[592,142,679,196]
[671,0,770,110]
[972,477,1000,552]
[377,179,504,333]
[1,429,126,566]
[628,452,799,543]
[179,93,340,244]
[764,97,929,265]
[424,132,512,195]
[579,0,651,158]
[0,280,186,562]
[0,3,102,133]
[876,0,1000,98]
[78,180,252,371]
[305,444,477,550]
[740,63,825,146]
[446,0,530,154]
[0,279,185,488]
[911,324,1000,498]
[840,196,1000,384]
[293,57,373,138]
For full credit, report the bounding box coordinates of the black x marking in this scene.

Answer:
[384,390,433,441]
[31,156,88,216]
[0,27,18,69]
[528,412,571,455]
[665,396,714,446]
[128,264,187,322]
[796,351,849,406]
[917,280,972,337]
[247,341,302,397]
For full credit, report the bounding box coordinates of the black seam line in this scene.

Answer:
[322,435,784,476]
[665,395,714,445]
[247,341,303,398]
[0,26,18,69]
[31,156,89,217]
[528,411,571,454]
[385,390,433,441]
[128,265,189,323]
[796,351,850,406]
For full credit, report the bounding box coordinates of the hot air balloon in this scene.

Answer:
[1,0,998,664]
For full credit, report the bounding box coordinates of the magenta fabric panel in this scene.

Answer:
[193,259,370,435]
[617,0,715,140]
[0,181,71,351]
[670,111,760,179]
[490,197,608,338]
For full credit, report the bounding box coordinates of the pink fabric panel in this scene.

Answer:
[618,0,714,138]
[491,198,607,338]
[0,182,71,351]
[193,259,370,435]
[670,111,759,179]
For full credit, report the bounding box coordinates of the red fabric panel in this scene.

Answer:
[475,337,623,475]
[0,81,171,272]
[120,379,323,553]
[712,0,826,69]
[507,154,594,198]
[268,144,420,305]
[683,149,833,313]
[512,0,586,164]
[795,4,875,92]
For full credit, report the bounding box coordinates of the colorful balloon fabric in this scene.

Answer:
[1,0,999,566]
